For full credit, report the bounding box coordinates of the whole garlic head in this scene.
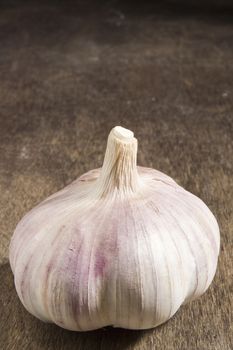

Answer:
[9,126,220,331]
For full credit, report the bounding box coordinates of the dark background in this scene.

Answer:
[0,1,232,349]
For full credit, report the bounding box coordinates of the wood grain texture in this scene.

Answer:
[0,1,232,349]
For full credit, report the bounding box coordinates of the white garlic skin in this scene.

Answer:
[9,126,220,331]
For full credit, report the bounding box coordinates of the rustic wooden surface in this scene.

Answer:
[0,1,232,349]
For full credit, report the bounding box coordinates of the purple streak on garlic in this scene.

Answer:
[9,126,220,331]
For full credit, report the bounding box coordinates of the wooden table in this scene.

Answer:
[0,1,232,349]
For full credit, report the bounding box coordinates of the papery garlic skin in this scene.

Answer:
[9,126,220,331]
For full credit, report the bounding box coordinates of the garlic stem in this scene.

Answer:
[96,126,140,197]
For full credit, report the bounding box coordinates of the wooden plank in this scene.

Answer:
[0,1,232,349]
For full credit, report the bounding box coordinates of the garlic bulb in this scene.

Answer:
[9,126,220,331]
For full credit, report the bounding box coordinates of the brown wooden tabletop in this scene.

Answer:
[0,1,232,349]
